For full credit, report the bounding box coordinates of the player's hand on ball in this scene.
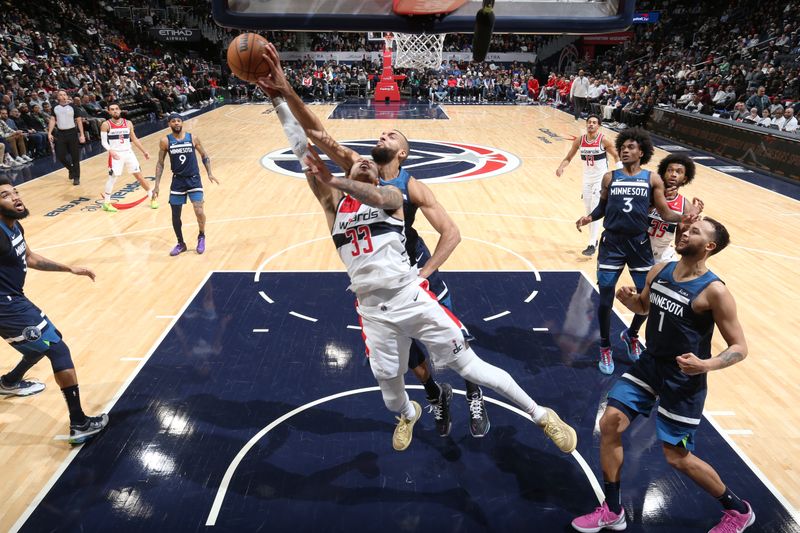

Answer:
[676,353,707,375]
[70,266,96,281]
[257,43,290,95]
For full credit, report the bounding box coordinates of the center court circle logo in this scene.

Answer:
[260,140,520,183]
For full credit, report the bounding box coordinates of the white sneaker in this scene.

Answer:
[0,378,46,396]
[0,163,10,170]
[14,157,26,165]
[21,155,33,162]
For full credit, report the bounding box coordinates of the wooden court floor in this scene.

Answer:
[2,103,798,529]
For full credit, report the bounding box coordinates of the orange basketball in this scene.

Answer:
[226,33,271,83]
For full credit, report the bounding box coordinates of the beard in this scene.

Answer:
[1,206,30,220]
[676,241,702,256]
[371,145,397,165]
[170,125,183,134]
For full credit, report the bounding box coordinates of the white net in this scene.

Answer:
[391,32,445,71]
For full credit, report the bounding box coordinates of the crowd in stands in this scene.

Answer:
[2,0,798,171]
[0,0,221,169]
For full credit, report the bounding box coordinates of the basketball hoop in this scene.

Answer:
[391,32,445,71]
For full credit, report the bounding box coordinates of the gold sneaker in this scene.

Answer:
[541,407,577,453]
[392,400,421,451]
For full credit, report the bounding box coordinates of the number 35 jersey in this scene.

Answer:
[648,194,685,263]
[332,193,418,296]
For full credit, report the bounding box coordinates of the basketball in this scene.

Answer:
[226,33,271,83]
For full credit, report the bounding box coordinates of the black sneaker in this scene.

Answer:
[581,244,596,256]
[69,413,109,445]
[467,388,491,437]
[428,382,452,437]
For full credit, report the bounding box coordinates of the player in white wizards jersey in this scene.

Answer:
[99,103,157,212]
[301,147,576,453]
[556,114,619,256]
[649,154,703,263]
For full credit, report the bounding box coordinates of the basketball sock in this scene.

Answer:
[465,380,481,398]
[422,376,441,402]
[2,354,43,384]
[61,385,87,426]
[627,313,647,338]
[604,480,622,514]
[171,204,184,243]
[598,304,612,348]
[401,400,417,420]
[717,486,748,514]
[146,188,153,198]
[528,404,547,425]
[104,176,116,203]
[452,350,536,414]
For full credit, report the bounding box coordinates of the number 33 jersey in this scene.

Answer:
[332,193,418,295]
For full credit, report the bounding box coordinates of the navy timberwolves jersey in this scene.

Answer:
[646,262,722,359]
[604,169,652,234]
[167,133,200,177]
[379,168,421,262]
[0,222,27,296]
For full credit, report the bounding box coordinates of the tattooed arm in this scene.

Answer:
[304,151,402,211]
[675,281,747,375]
[25,246,95,281]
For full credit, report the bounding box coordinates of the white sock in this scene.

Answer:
[451,348,537,414]
[146,188,153,198]
[104,176,116,203]
[401,401,417,420]
[529,404,548,425]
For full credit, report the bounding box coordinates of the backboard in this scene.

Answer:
[212,0,635,34]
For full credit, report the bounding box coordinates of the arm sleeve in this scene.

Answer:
[101,131,111,151]
[589,198,607,221]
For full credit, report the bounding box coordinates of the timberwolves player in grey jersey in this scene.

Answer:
[0,177,108,444]
[572,217,754,533]
[154,114,219,256]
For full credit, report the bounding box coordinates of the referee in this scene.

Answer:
[47,90,85,185]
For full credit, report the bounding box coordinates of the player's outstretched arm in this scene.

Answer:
[603,136,621,167]
[25,246,95,281]
[556,137,580,177]
[153,137,169,200]
[409,178,461,278]
[258,45,359,172]
[304,151,401,211]
[193,135,219,185]
[651,172,683,222]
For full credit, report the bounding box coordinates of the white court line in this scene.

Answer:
[253,236,332,282]
[289,311,318,323]
[10,271,214,533]
[258,291,274,304]
[346,325,362,330]
[52,435,70,441]
[524,290,538,303]
[532,327,549,332]
[724,429,753,435]
[483,310,511,322]
[705,412,800,522]
[204,385,602,526]
[120,357,145,361]
[252,329,270,333]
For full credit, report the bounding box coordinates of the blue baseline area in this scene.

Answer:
[328,98,449,120]
[17,272,798,533]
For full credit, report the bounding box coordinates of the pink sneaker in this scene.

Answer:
[708,501,755,533]
[572,502,626,532]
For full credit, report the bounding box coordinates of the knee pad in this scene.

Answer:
[46,339,75,372]
[597,269,622,289]
[12,322,62,358]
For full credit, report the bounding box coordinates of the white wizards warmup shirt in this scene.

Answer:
[332,193,418,296]
[579,133,608,182]
[107,118,132,152]
[648,194,685,262]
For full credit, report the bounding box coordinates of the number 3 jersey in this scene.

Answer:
[604,169,652,234]
[332,193,418,295]
[648,194,685,263]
